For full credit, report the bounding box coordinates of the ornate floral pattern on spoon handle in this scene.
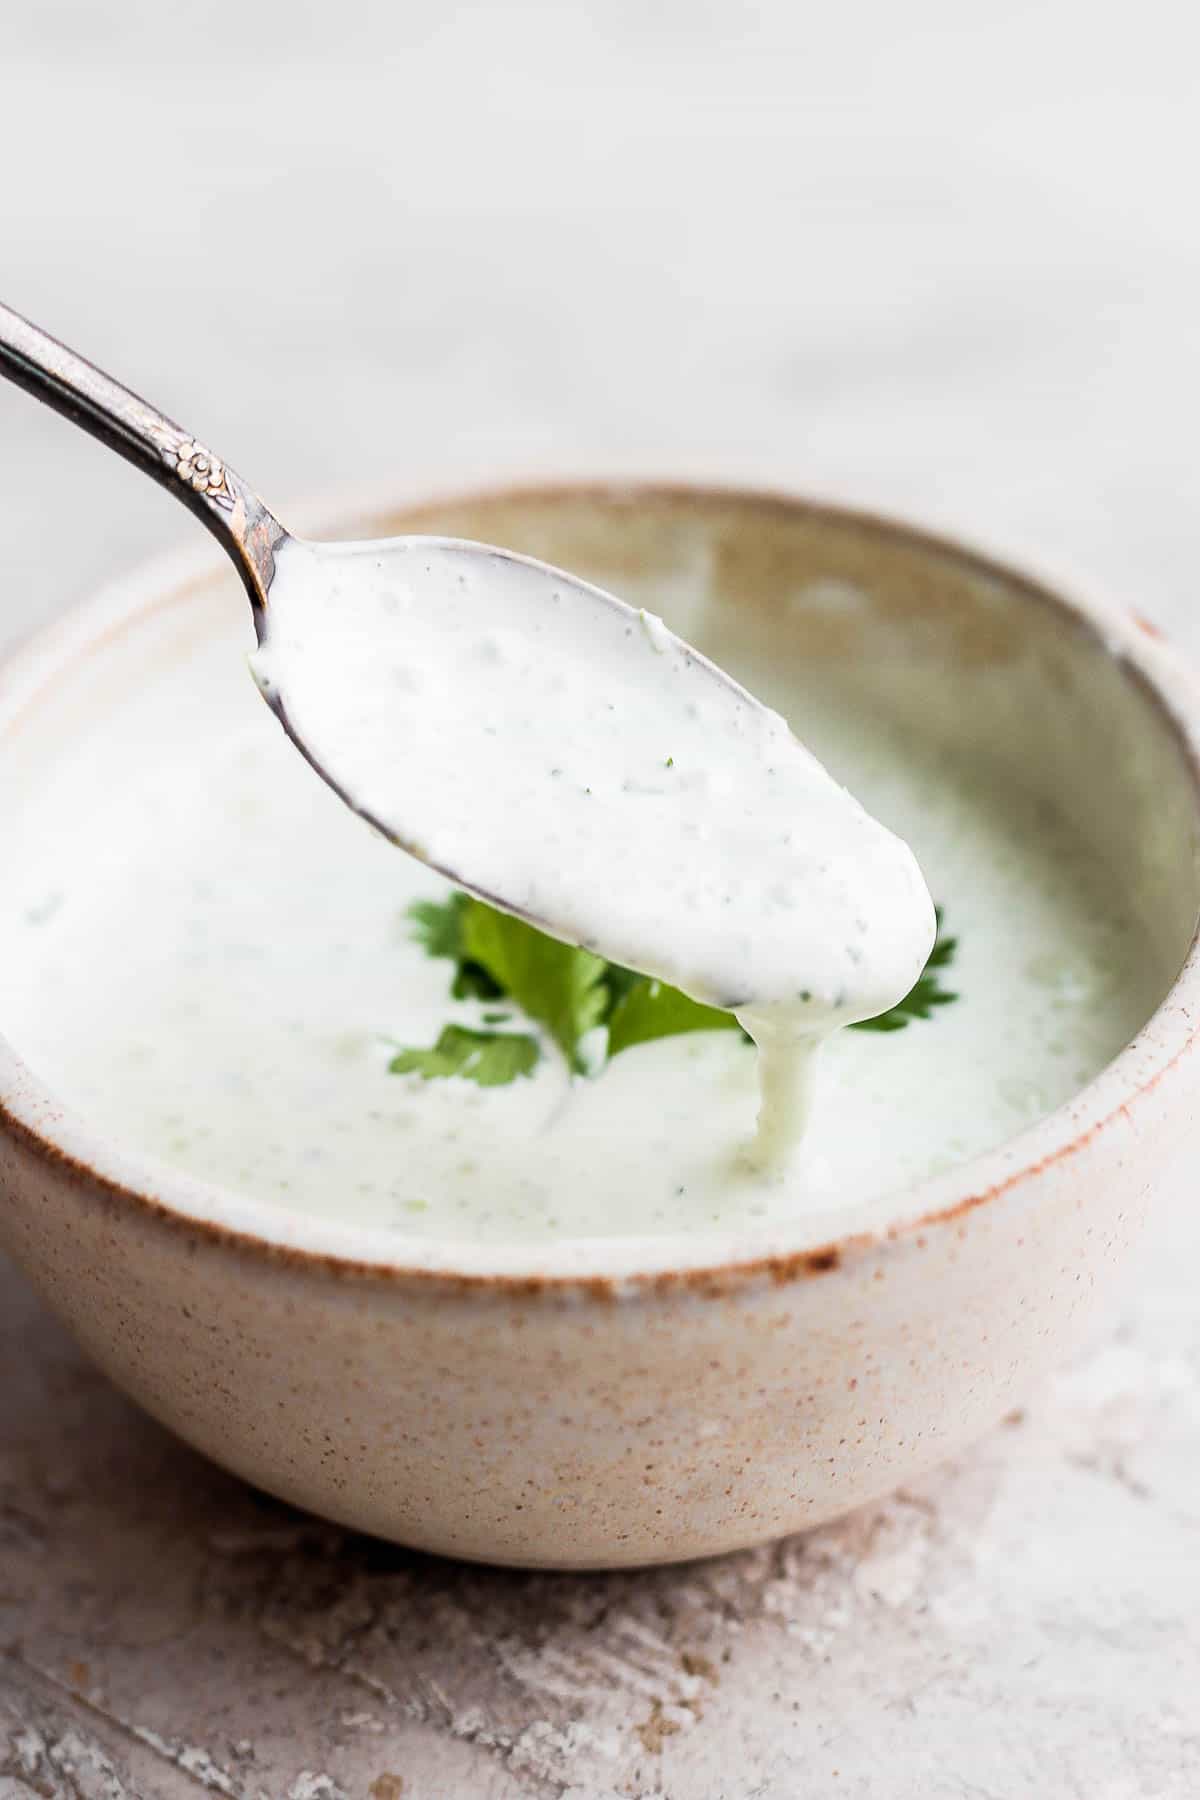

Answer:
[0,300,284,618]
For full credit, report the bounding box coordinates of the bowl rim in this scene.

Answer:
[3,477,1199,1296]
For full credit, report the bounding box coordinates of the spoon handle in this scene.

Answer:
[0,299,284,614]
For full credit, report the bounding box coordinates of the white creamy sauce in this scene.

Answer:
[249,538,935,1162]
[2,623,1160,1244]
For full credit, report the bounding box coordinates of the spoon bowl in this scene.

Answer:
[250,528,933,1021]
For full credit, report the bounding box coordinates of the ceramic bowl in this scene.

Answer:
[2,483,1198,1569]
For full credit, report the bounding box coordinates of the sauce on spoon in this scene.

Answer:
[250,536,937,1164]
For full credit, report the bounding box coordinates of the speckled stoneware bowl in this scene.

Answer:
[2,483,1198,1569]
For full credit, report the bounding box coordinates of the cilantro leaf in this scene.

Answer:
[408,894,503,1000]
[461,903,608,1075]
[850,908,958,1033]
[408,895,466,961]
[400,892,959,1086]
[389,1024,539,1087]
[404,893,610,1075]
[608,978,745,1057]
[600,960,645,1014]
[607,914,959,1052]
[451,961,506,1002]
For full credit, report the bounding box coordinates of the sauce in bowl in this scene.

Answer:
[2,615,1159,1242]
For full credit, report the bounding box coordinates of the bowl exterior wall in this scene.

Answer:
[0,1076,1182,1569]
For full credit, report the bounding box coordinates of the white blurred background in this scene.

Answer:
[3,0,1199,652]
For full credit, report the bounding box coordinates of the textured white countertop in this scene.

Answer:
[2,4,1199,1794]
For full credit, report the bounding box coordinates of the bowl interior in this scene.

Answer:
[1,484,1197,1275]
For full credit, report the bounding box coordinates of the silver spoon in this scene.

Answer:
[0,300,933,1023]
